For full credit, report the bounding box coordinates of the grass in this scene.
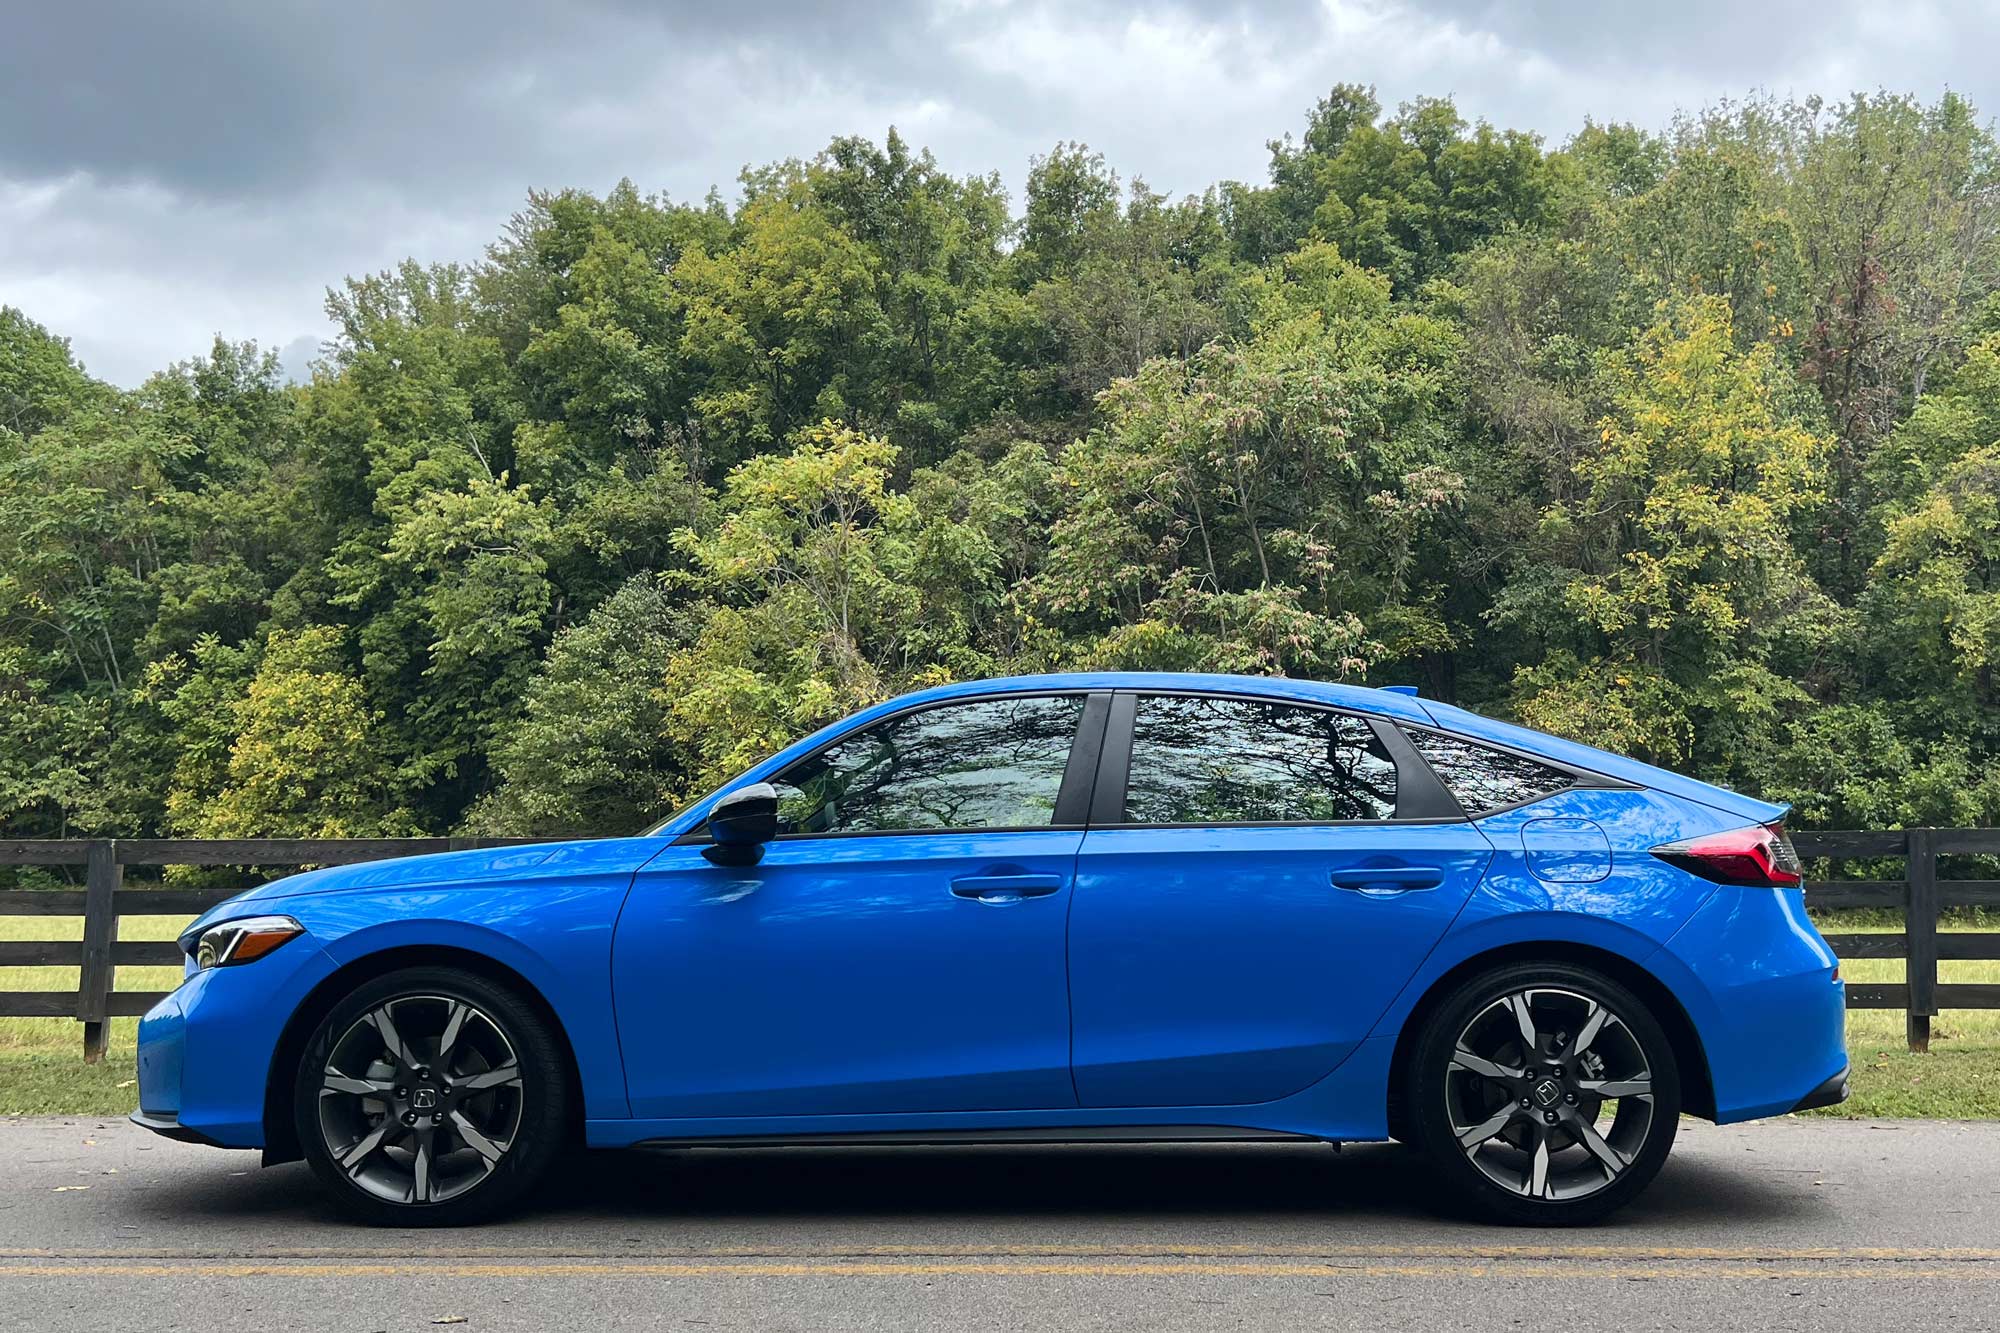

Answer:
[3,910,1997,1119]
[1,914,186,1116]
[1802,908,2000,1119]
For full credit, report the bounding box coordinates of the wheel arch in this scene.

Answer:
[1384,940,1717,1142]
[260,945,588,1166]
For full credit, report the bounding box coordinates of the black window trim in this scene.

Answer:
[1092,687,1466,830]
[672,689,1111,845]
[668,685,1630,845]
[1394,721,1636,820]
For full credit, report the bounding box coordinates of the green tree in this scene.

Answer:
[1506,296,1830,763]
[170,627,412,838]
[673,184,887,464]
[470,576,695,835]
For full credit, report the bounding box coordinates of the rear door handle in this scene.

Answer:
[951,873,1064,904]
[1330,866,1446,895]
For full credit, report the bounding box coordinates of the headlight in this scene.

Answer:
[192,915,304,970]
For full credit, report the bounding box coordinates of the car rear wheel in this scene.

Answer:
[294,966,568,1226]
[1409,961,1681,1225]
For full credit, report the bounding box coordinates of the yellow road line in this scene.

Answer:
[3,1259,2000,1281]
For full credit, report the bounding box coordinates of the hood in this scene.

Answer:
[181,842,578,945]
[1415,699,1791,826]
[236,843,567,902]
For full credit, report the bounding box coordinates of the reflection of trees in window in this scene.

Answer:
[1403,730,1573,814]
[1124,696,1398,823]
[774,695,1084,834]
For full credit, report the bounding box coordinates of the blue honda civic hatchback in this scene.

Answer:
[135,672,1848,1225]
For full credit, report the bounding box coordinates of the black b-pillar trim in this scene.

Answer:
[1053,693,1113,827]
[1088,691,1138,827]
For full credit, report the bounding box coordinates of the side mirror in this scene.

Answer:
[702,783,779,866]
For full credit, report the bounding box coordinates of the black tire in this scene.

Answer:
[1409,961,1681,1226]
[293,966,569,1226]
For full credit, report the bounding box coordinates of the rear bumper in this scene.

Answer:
[1659,884,1850,1123]
[1789,1065,1850,1114]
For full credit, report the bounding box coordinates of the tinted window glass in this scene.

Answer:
[1404,730,1574,814]
[1123,695,1398,824]
[772,695,1084,835]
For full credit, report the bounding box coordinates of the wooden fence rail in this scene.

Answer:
[4,830,2000,1060]
[1791,828,2000,1051]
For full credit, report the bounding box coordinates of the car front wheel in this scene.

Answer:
[1409,961,1681,1225]
[294,965,568,1226]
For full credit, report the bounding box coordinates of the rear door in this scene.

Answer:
[1068,691,1492,1108]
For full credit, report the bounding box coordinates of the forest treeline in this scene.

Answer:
[5,86,2000,842]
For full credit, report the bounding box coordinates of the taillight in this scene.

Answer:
[1651,822,1804,888]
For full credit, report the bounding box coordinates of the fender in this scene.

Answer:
[290,896,632,1120]
[1365,906,1704,1043]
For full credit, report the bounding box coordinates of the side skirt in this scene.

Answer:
[632,1125,1327,1150]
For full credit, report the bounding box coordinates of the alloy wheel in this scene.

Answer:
[1444,986,1655,1202]
[316,993,525,1206]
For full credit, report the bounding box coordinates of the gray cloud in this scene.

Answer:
[1401,1,1970,80]
[4,0,1996,386]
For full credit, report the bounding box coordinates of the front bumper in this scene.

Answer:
[132,931,340,1150]
[128,1108,239,1148]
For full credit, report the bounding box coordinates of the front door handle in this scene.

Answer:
[951,873,1064,904]
[1330,866,1446,895]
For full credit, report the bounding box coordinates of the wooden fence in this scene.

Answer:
[1790,829,2000,1052]
[3,830,1999,1061]
[0,837,553,1061]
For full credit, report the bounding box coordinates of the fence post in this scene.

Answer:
[77,839,121,1063]
[1905,827,1938,1053]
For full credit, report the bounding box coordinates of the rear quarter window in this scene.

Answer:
[1403,729,1575,815]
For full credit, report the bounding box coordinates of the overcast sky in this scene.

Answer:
[4,0,1996,388]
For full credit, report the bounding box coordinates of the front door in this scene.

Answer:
[613,692,1101,1120]
[1068,692,1492,1108]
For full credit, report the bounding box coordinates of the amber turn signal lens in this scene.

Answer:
[229,925,301,963]
[193,915,303,969]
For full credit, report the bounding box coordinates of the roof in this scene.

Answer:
[869,672,1438,724]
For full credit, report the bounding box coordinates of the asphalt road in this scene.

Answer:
[2,1115,1997,1331]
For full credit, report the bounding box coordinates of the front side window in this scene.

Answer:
[1403,729,1575,815]
[1123,695,1399,824]
[771,695,1085,835]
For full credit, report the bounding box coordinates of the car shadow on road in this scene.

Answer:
[521,1139,1820,1229]
[119,1139,1823,1234]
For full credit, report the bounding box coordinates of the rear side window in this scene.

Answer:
[1403,729,1574,815]
[1124,695,1398,824]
